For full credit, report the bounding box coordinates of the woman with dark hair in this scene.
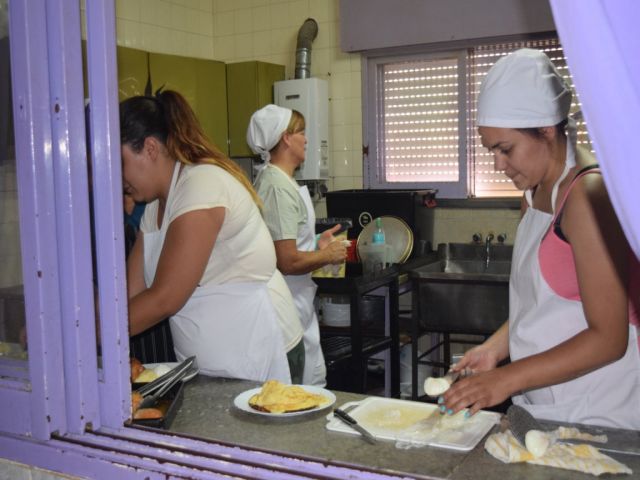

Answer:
[442,49,640,429]
[121,90,303,383]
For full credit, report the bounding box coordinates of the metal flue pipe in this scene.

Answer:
[295,18,318,79]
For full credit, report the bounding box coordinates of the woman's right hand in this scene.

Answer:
[323,239,347,265]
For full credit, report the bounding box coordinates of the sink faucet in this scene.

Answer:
[485,232,494,269]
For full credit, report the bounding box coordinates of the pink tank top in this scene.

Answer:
[539,167,640,329]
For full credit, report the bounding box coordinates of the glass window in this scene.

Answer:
[0,0,27,365]
[364,36,593,198]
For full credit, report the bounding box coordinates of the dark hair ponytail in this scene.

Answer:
[120,90,262,208]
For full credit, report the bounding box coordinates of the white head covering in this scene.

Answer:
[478,48,577,210]
[246,104,292,166]
[477,48,572,128]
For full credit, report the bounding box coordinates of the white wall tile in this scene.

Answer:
[311,47,330,77]
[251,5,271,32]
[332,176,355,191]
[269,3,289,29]
[309,0,331,23]
[318,19,335,42]
[213,34,235,60]
[199,0,213,13]
[331,124,351,152]
[213,11,234,36]
[171,3,188,31]
[270,28,295,57]
[214,0,237,14]
[155,1,173,28]
[288,0,309,29]
[329,48,351,74]
[171,29,189,54]
[329,71,350,100]
[116,0,141,21]
[234,32,253,59]
[252,31,272,58]
[349,96,362,124]
[234,8,253,35]
[331,150,351,176]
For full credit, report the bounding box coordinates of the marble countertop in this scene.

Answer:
[169,376,640,479]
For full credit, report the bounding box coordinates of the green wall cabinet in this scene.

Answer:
[149,52,229,155]
[116,46,149,101]
[82,44,149,101]
[226,61,285,157]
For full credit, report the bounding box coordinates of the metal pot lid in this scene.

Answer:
[356,216,413,264]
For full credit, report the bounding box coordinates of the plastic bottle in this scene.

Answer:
[372,217,386,244]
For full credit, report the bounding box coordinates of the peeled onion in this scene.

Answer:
[525,429,551,458]
[424,377,452,396]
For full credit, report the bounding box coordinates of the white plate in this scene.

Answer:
[135,362,198,383]
[234,385,336,417]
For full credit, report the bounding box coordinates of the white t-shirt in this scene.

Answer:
[140,163,302,351]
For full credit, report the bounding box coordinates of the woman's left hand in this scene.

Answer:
[442,368,513,416]
[317,224,342,250]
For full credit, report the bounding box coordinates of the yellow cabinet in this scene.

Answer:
[149,52,228,155]
[226,61,285,157]
[82,44,149,101]
[116,46,149,101]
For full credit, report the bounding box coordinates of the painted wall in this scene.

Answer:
[0,1,524,291]
[339,0,555,52]
[107,0,363,195]
[107,0,520,244]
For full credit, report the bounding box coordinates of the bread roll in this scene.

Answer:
[131,391,143,413]
[130,357,145,382]
[133,407,163,420]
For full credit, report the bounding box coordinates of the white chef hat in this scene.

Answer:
[477,48,572,128]
[246,104,292,163]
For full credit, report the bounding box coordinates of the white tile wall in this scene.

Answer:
[431,208,520,247]
[109,0,363,192]
[103,0,515,238]
[0,163,22,288]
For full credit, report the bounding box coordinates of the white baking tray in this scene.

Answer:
[326,396,500,451]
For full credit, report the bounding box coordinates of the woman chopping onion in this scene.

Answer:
[442,49,640,429]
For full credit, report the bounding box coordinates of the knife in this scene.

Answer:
[507,405,640,457]
[333,408,377,445]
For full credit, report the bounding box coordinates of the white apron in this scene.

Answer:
[142,163,291,383]
[509,141,640,429]
[284,184,327,386]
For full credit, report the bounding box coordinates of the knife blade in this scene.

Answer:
[507,405,640,457]
[333,408,377,445]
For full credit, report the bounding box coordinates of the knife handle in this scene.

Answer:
[334,408,357,425]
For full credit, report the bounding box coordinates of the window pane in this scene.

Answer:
[382,57,459,183]
[469,38,593,197]
[0,17,27,362]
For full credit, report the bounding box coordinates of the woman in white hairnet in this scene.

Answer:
[442,49,640,429]
[248,105,347,386]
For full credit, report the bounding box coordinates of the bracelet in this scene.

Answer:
[314,233,321,250]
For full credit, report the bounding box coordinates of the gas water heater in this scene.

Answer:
[274,78,329,181]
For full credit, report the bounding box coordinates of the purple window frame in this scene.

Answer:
[2,1,412,478]
[1,0,638,478]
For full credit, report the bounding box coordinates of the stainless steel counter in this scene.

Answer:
[169,376,640,480]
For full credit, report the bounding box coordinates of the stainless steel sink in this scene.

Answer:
[410,243,512,335]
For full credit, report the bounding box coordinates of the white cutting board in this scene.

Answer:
[326,397,500,451]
